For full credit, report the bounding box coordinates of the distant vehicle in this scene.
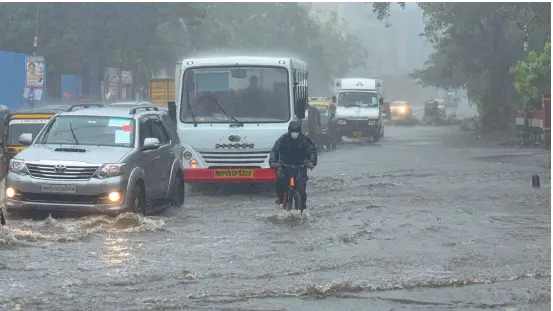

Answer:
[149,78,175,108]
[389,101,413,121]
[5,104,185,215]
[382,101,391,120]
[422,99,448,124]
[308,97,339,149]
[303,103,323,151]
[1,106,68,174]
[332,78,385,142]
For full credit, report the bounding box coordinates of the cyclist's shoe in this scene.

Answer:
[275,198,283,205]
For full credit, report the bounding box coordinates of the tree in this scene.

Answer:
[0,3,368,98]
[172,3,367,95]
[0,3,201,96]
[410,3,550,128]
[371,2,406,25]
[510,41,551,109]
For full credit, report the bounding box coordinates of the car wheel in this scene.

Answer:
[171,174,185,207]
[130,183,146,215]
[373,132,381,142]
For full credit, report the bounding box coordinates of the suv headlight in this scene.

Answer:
[9,159,30,176]
[368,119,378,125]
[337,119,346,125]
[94,163,127,179]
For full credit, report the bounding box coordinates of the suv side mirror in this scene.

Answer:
[295,98,306,119]
[142,137,161,151]
[379,98,384,107]
[331,95,337,103]
[0,140,4,148]
[18,133,33,146]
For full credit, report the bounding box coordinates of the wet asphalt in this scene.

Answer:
[0,124,550,311]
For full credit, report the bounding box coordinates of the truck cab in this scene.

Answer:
[332,78,385,142]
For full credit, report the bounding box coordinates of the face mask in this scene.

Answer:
[290,132,299,139]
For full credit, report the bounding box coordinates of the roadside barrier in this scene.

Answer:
[514,94,551,148]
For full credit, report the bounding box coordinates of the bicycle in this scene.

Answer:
[273,163,309,215]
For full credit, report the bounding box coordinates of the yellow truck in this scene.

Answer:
[149,78,175,107]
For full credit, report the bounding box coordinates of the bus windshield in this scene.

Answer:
[180,66,290,123]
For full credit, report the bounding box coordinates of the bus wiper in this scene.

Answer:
[68,120,79,145]
[185,89,198,127]
[206,94,244,127]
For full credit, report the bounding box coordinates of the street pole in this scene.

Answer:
[522,24,529,143]
[33,3,39,56]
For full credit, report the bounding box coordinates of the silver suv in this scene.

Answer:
[5,104,185,215]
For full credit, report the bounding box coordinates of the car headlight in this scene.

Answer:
[337,119,346,125]
[368,119,378,125]
[9,159,30,176]
[94,163,127,179]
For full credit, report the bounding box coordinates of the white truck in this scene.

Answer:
[167,56,308,183]
[332,78,385,141]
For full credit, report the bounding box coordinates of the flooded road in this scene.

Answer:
[1,125,550,311]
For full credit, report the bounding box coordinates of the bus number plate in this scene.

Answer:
[214,169,254,178]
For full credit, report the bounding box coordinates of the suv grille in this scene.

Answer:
[26,163,99,180]
[199,150,270,167]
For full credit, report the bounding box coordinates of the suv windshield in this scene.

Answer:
[337,91,378,108]
[36,116,135,147]
[181,66,290,123]
[7,119,50,146]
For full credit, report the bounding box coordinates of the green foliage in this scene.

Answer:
[511,41,551,109]
[371,2,406,24]
[410,3,550,128]
[0,3,367,97]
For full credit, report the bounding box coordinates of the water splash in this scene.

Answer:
[0,213,167,247]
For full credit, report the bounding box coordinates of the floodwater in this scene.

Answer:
[0,125,550,311]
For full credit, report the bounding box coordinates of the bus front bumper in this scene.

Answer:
[184,168,276,183]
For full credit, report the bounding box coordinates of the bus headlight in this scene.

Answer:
[183,151,192,160]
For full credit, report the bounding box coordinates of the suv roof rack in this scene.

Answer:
[66,104,104,112]
[129,105,159,115]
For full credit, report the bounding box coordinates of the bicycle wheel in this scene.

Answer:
[285,189,294,211]
[281,192,288,210]
[293,190,303,211]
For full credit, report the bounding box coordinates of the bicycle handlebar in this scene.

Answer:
[271,162,313,170]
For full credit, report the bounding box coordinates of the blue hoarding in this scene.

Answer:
[0,50,47,111]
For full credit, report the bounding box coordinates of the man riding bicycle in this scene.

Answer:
[269,120,318,209]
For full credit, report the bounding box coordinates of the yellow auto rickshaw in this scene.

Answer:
[1,106,67,175]
[308,97,339,149]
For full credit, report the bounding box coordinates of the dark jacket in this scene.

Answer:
[269,132,318,166]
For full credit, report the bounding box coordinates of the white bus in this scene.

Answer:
[168,56,308,183]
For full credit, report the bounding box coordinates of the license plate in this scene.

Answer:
[353,131,363,138]
[213,169,254,178]
[41,184,77,194]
